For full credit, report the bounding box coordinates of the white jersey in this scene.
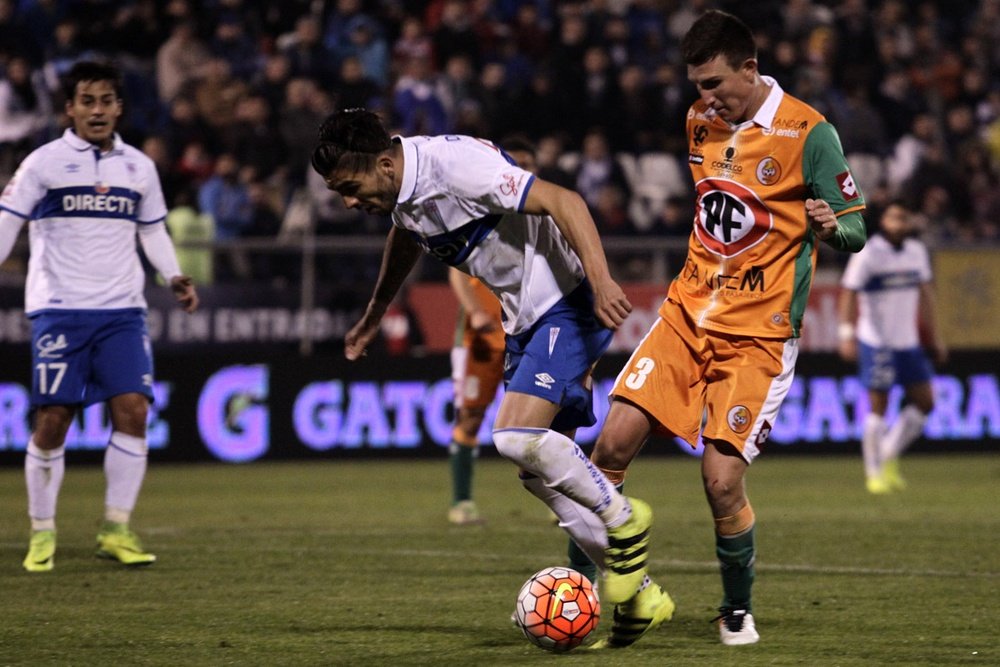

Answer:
[841,234,932,349]
[394,135,584,335]
[0,129,167,314]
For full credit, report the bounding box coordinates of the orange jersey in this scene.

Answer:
[670,78,865,338]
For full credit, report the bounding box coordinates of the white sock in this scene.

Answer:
[494,428,629,526]
[25,439,65,531]
[520,474,607,570]
[883,405,927,460]
[104,431,148,525]
[862,413,887,477]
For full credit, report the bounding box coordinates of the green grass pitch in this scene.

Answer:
[0,453,996,666]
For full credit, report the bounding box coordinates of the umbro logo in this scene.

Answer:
[65,163,80,173]
[534,372,555,389]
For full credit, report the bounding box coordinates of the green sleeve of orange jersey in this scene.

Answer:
[803,121,867,252]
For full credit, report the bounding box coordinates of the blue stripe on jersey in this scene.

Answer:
[31,186,141,221]
[861,270,923,292]
[517,174,536,213]
[413,214,503,266]
[0,203,30,219]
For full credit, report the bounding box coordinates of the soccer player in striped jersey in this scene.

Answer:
[0,61,199,572]
[580,10,868,646]
[838,199,946,494]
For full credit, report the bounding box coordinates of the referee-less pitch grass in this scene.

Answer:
[0,454,995,666]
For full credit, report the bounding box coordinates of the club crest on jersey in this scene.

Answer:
[694,178,773,258]
[727,405,752,434]
[755,157,781,186]
[95,181,110,194]
[36,333,69,359]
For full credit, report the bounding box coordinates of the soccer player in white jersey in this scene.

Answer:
[0,61,199,571]
[311,109,673,638]
[838,199,947,493]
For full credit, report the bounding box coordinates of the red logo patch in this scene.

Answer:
[836,171,859,201]
[500,173,519,197]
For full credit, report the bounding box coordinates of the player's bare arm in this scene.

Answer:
[346,226,423,360]
[521,178,632,329]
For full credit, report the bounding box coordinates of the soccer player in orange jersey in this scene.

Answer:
[585,10,867,647]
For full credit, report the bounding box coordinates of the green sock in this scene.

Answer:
[449,443,475,504]
[568,539,598,584]
[716,525,755,611]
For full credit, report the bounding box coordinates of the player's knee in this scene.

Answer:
[493,427,546,462]
[32,406,74,448]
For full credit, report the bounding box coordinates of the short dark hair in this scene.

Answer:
[63,60,123,101]
[311,108,393,177]
[681,10,756,69]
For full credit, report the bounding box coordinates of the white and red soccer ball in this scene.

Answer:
[513,566,600,652]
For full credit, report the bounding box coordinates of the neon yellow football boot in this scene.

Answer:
[96,522,156,566]
[23,529,56,572]
[589,581,675,649]
[881,458,907,491]
[601,497,653,605]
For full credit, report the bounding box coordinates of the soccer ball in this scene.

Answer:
[513,566,600,652]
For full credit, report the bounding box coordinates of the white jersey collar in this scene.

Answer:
[61,128,125,154]
[396,136,418,204]
[705,75,783,130]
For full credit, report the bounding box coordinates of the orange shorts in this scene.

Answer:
[451,339,505,411]
[609,298,799,462]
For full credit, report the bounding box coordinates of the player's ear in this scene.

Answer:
[377,154,394,177]
[742,58,758,80]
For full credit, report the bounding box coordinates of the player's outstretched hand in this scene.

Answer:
[806,198,838,241]
[344,306,385,360]
[592,277,632,331]
[170,275,199,313]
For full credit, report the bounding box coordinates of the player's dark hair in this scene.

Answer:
[63,60,124,101]
[681,10,757,69]
[311,109,394,177]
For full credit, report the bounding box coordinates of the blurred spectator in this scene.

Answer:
[157,20,212,104]
[224,94,288,183]
[534,135,574,189]
[165,95,216,159]
[433,0,482,69]
[0,57,53,177]
[336,55,381,111]
[887,112,937,192]
[391,16,433,78]
[281,14,335,87]
[188,58,249,131]
[210,14,260,82]
[198,153,253,241]
[339,16,389,88]
[393,56,448,135]
[198,152,253,279]
[142,135,191,210]
[279,77,327,186]
[253,53,293,113]
[574,128,631,212]
[166,204,214,285]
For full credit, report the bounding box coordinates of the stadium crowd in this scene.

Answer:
[1,0,999,283]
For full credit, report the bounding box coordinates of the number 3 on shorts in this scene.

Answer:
[624,357,655,390]
[36,362,68,395]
